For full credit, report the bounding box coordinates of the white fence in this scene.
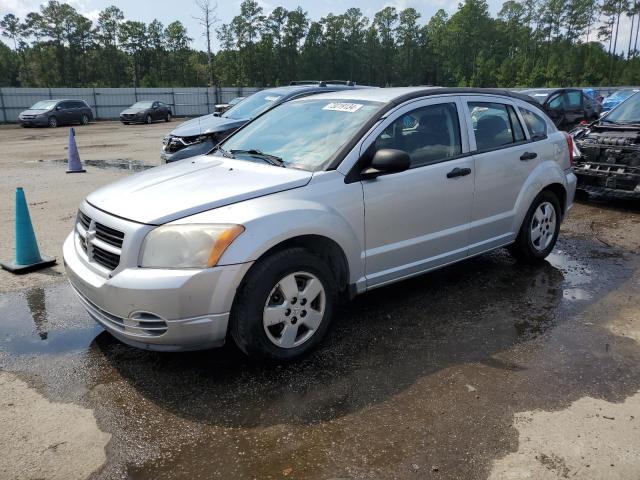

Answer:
[0,87,263,122]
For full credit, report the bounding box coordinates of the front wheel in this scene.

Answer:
[80,114,89,125]
[146,114,152,124]
[508,191,561,263]
[230,247,337,361]
[165,112,172,122]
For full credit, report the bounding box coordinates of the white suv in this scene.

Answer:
[64,87,577,360]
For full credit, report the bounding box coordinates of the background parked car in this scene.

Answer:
[161,80,371,163]
[520,88,599,129]
[213,96,245,114]
[120,101,172,125]
[601,88,639,113]
[18,99,93,128]
[571,90,640,197]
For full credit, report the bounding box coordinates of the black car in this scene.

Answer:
[571,91,640,197]
[521,88,599,130]
[120,101,172,125]
[161,81,372,163]
[18,99,93,128]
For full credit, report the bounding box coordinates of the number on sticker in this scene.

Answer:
[323,103,364,113]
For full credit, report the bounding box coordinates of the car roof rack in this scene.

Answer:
[289,80,356,87]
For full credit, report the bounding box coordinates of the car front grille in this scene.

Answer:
[76,211,124,272]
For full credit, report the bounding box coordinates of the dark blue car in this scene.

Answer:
[160,81,371,163]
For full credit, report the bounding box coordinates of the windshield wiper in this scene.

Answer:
[211,145,235,158]
[230,149,285,167]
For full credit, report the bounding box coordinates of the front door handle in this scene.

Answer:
[520,152,538,161]
[446,167,472,179]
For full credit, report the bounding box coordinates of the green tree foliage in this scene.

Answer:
[0,0,638,87]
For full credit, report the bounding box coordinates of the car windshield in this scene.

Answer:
[607,90,635,102]
[30,100,58,110]
[218,98,383,171]
[229,97,244,105]
[222,91,284,120]
[604,92,640,124]
[131,101,153,108]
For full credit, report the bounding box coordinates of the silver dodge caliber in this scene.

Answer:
[64,87,577,360]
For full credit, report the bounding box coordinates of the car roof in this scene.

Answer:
[259,83,374,98]
[295,87,540,108]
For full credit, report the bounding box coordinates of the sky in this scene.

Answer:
[0,0,634,55]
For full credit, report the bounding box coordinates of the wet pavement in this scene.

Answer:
[1,201,639,479]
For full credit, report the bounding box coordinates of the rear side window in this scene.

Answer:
[374,102,462,167]
[507,106,526,142]
[73,101,86,108]
[519,107,548,139]
[468,102,521,151]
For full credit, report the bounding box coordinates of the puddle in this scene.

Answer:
[0,285,101,355]
[562,288,593,301]
[34,158,153,172]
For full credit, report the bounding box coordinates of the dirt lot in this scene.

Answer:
[0,120,639,479]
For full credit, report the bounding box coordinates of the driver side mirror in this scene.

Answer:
[55,106,62,111]
[361,149,411,179]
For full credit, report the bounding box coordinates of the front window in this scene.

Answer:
[222,91,283,120]
[373,103,462,168]
[604,92,640,124]
[219,98,383,171]
[30,100,58,110]
[131,101,153,109]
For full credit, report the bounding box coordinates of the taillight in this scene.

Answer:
[563,131,574,167]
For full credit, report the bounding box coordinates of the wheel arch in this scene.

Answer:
[241,234,350,296]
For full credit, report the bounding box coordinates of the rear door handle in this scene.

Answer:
[520,152,538,161]
[446,167,472,179]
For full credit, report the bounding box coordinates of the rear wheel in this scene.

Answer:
[48,116,58,128]
[230,247,337,361]
[508,191,561,263]
[146,114,152,125]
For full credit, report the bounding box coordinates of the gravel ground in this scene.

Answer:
[0,121,639,479]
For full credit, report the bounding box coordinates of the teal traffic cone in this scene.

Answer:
[1,187,56,274]
[66,127,85,173]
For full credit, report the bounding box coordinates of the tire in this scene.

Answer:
[230,247,337,361]
[122,122,130,125]
[165,112,172,122]
[146,114,152,125]
[48,116,58,128]
[80,114,89,125]
[508,190,561,263]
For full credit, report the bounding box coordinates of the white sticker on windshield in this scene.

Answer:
[323,102,363,113]
[265,96,280,102]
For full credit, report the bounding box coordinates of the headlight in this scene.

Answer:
[140,224,244,268]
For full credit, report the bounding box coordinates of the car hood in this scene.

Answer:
[169,114,246,138]
[20,109,49,116]
[121,108,146,115]
[86,156,313,225]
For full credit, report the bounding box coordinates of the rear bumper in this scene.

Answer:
[63,232,253,351]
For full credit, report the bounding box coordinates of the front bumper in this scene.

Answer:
[63,231,253,351]
[19,117,48,126]
[574,161,640,197]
